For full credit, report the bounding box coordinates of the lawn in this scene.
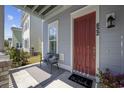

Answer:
[27,55,41,64]
[11,55,41,68]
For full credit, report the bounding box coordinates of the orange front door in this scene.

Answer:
[73,12,96,76]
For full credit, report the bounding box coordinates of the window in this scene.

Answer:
[24,39,29,48]
[20,43,22,48]
[23,20,29,31]
[16,43,19,48]
[48,20,58,53]
[16,43,22,49]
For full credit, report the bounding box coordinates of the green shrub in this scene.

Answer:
[20,50,30,66]
[8,47,30,68]
[98,68,124,88]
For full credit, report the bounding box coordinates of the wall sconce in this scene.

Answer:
[96,23,100,36]
[106,13,115,28]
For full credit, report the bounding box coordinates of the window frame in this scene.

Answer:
[48,20,58,53]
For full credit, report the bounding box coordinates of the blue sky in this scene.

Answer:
[4,5,23,40]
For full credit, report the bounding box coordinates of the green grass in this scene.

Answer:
[11,54,41,68]
[27,55,41,64]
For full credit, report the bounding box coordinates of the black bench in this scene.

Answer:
[40,53,59,73]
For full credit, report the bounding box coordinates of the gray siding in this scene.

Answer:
[99,5,124,74]
[43,6,85,66]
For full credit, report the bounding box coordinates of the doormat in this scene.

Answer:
[68,74,93,88]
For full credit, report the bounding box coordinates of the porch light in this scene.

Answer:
[107,13,115,28]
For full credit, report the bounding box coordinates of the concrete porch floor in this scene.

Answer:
[9,62,96,88]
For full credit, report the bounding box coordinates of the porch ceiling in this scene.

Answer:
[14,5,72,20]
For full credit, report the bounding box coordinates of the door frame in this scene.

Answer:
[70,5,99,78]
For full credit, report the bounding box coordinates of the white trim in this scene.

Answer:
[29,15,31,52]
[70,5,100,76]
[58,63,72,72]
[38,5,51,16]
[9,62,40,71]
[48,20,59,53]
[42,20,44,60]
[32,5,39,12]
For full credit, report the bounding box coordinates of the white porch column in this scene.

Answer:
[0,6,4,52]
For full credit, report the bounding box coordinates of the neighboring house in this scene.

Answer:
[21,12,42,53]
[11,27,22,49]
[8,38,12,48]
[16,5,124,79]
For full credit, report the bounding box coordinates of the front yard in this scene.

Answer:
[27,55,41,64]
[5,47,41,68]
[11,53,41,68]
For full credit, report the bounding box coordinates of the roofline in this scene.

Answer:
[11,27,22,31]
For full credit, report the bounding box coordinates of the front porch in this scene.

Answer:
[9,62,96,88]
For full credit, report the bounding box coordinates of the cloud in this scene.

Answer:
[7,15,14,20]
[17,9,21,12]
[12,24,17,27]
